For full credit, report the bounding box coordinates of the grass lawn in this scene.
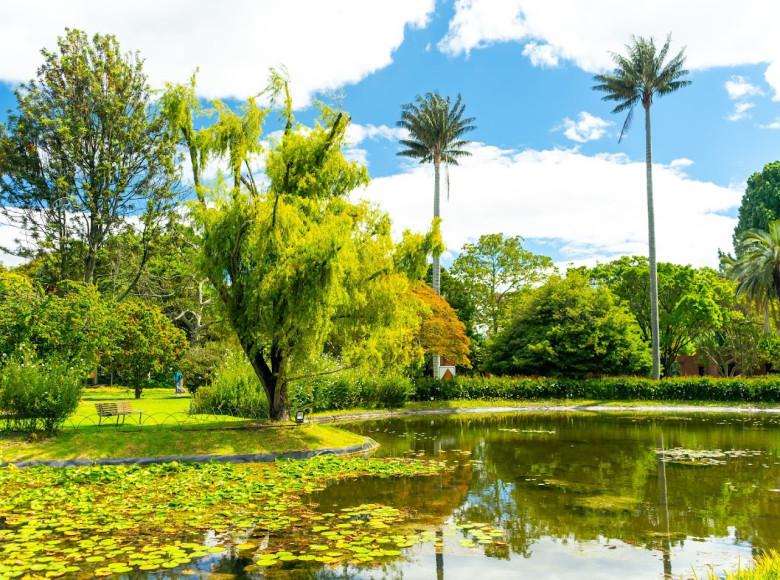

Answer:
[0,422,366,462]
[71,386,246,427]
[0,387,367,462]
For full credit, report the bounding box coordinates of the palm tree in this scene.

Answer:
[726,221,780,329]
[398,92,475,379]
[593,35,690,379]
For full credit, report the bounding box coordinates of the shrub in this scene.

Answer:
[0,358,82,433]
[191,352,268,419]
[289,373,414,412]
[179,342,227,394]
[486,272,651,377]
[411,375,780,403]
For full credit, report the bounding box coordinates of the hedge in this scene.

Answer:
[412,375,780,403]
[289,374,414,412]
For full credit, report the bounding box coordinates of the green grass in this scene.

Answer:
[704,551,780,579]
[71,386,246,428]
[0,422,365,462]
[0,387,367,462]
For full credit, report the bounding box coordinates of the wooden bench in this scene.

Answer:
[95,402,142,426]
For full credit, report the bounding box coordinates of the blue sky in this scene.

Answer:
[1,0,779,268]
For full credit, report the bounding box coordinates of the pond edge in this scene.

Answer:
[1,437,379,469]
[310,403,780,424]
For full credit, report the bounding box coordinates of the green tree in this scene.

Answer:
[0,29,178,288]
[451,233,553,336]
[486,272,650,377]
[593,35,691,379]
[697,278,770,376]
[588,257,723,376]
[397,92,475,378]
[111,299,187,398]
[0,272,112,372]
[101,212,223,345]
[733,161,780,250]
[726,220,780,325]
[190,78,424,420]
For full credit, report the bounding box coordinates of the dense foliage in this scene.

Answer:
[734,161,780,249]
[191,351,269,419]
[413,374,780,403]
[0,29,177,288]
[110,300,187,398]
[486,273,651,377]
[0,357,82,432]
[289,372,414,412]
[451,233,553,336]
[585,257,725,375]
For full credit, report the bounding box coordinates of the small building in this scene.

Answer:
[438,357,457,381]
[676,355,720,377]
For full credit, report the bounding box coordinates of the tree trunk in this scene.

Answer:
[268,376,289,422]
[134,386,142,399]
[248,346,290,422]
[432,159,442,380]
[84,248,97,285]
[645,106,661,380]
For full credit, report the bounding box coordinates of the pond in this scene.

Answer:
[189,411,780,579]
[4,411,780,579]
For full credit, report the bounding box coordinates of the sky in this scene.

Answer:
[1,0,780,269]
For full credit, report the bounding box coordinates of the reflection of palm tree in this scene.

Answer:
[657,433,672,579]
[435,527,444,580]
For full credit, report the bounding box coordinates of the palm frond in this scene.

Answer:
[593,33,689,142]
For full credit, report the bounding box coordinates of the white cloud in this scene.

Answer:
[560,112,610,143]
[727,101,755,122]
[725,75,763,100]
[342,123,408,168]
[760,119,780,130]
[724,75,762,121]
[0,0,434,104]
[355,143,740,268]
[345,124,408,145]
[522,42,560,67]
[438,0,780,99]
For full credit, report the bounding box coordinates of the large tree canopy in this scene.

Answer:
[586,257,723,375]
[734,161,780,250]
[410,282,470,368]
[0,29,178,290]
[451,233,553,336]
[190,81,425,419]
[486,272,650,377]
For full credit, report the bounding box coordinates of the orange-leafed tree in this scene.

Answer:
[411,282,470,367]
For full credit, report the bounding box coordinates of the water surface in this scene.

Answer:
[305,412,780,579]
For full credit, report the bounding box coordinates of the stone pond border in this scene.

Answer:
[2,437,379,469]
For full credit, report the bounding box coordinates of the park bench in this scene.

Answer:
[95,402,142,426]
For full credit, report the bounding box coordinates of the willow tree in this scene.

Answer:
[397,92,475,378]
[593,35,690,379]
[192,79,423,420]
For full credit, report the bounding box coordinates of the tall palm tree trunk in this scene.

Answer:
[645,105,661,379]
[432,159,442,380]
